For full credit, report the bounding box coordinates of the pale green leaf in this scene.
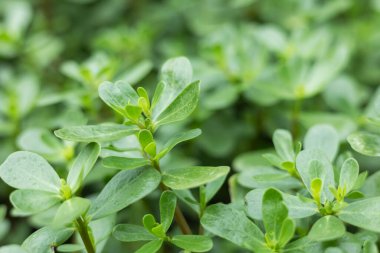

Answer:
[54,124,138,142]
[89,168,161,220]
[113,224,156,242]
[102,156,150,170]
[162,166,230,190]
[57,244,84,252]
[0,245,28,253]
[135,239,163,253]
[0,151,61,193]
[53,197,90,227]
[339,158,359,193]
[67,142,100,193]
[273,129,295,161]
[347,132,380,157]
[10,190,62,214]
[278,218,295,248]
[304,124,339,161]
[171,235,213,252]
[308,216,345,242]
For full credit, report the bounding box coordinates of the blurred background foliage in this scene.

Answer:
[1,0,380,251]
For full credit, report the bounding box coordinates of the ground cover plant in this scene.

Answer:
[1,0,380,252]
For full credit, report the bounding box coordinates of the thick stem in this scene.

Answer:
[152,160,193,235]
[76,216,95,253]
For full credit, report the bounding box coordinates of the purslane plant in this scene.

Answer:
[0,57,230,252]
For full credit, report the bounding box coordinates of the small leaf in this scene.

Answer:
[156,129,201,160]
[125,105,142,121]
[113,224,156,242]
[171,235,213,252]
[347,132,380,157]
[144,142,156,157]
[338,197,380,232]
[160,191,176,232]
[278,218,295,247]
[339,158,359,194]
[102,157,150,170]
[262,188,288,241]
[53,197,90,227]
[308,216,345,241]
[162,166,230,190]
[0,151,61,193]
[135,239,163,253]
[98,80,139,116]
[55,124,139,142]
[138,130,154,149]
[143,214,157,232]
[89,168,161,220]
[201,204,268,252]
[273,129,295,161]
[304,124,339,161]
[67,142,100,193]
[155,81,200,126]
[10,190,62,214]
[151,81,165,109]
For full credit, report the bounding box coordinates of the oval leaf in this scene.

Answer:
[308,215,345,242]
[171,235,213,252]
[348,132,380,157]
[113,224,156,242]
[10,190,62,214]
[102,156,150,170]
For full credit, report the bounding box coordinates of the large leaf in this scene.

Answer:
[53,197,91,227]
[201,204,269,252]
[67,142,100,193]
[155,81,200,126]
[10,190,62,214]
[308,216,345,242]
[304,124,339,161]
[162,166,230,190]
[98,80,139,116]
[262,188,288,241]
[338,197,380,232]
[89,168,161,220]
[347,132,380,157]
[54,124,138,142]
[21,227,74,253]
[0,151,61,193]
[171,235,213,252]
[113,224,156,242]
[135,239,163,253]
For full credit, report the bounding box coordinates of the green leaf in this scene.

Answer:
[160,191,176,232]
[10,190,62,214]
[308,215,345,242]
[304,124,339,161]
[161,57,192,89]
[201,204,268,252]
[144,142,156,157]
[151,81,165,109]
[246,189,318,220]
[338,197,380,232]
[278,218,295,248]
[67,142,100,193]
[162,166,230,190]
[89,168,161,220]
[205,174,227,203]
[339,158,359,194]
[21,227,74,253]
[363,240,379,253]
[102,156,150,170]
[155,81,200,126]
[0,151,61,193]
[56,244,84,252]
[347,132,380,157]
[138,130,154,148]
[171,235,213,252]
[53,197,90,227]
[143,214,157,232]
[113,224,156,242]
[273,129,295,161]
[156,129,202,160]
[98,80,139,116]
[296,149,335,202]
[0,245,28,253]
[135,239,163,253]
[54,124,139,142]
[262,188,288,241]
[125,105,142,122]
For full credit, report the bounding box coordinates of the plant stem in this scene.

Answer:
[76,216,95,253]
[291,98,302,140]
[152,160,193,235]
